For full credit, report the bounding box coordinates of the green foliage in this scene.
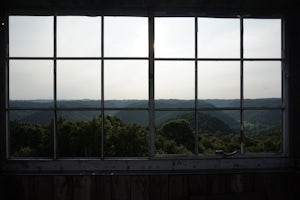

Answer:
[156,119,194,155]
[245,128,282,152]
[56,116,102,157]
[198,133,240,154]
[10,113,282,158]
[104,115,148,157]
[10,120,53,157]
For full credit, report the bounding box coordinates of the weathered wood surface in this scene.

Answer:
[0,172,298,200]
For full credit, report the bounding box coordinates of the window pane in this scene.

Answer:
[244,19,281,58]
[198,111,240,155]
[104,60,148,104]
[9,16,53,57]
[198,61,240,105]
[104,111,148,157]
[155,61,194,106]
[244,110,282,153]
[155,111,195,155]
[198,18,240,58]
[104,17,148,57]
[57,16,101,57]
[57,60,101,105]
[155,17,195,58]
[10,110,53,157]
[57,111,101,157]
[244,61,281,107]
[9,60,53,104]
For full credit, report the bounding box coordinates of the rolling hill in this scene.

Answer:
[9,98,282,134]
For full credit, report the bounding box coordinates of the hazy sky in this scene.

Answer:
[9,16,282,100]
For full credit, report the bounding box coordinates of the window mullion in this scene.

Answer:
[194,16,198,155]
[53,15,57,159]
[281,18,287,154]
[2,13,10,159]
[101,15,104,159]
[240,17,245,154]
[149,14,155,158]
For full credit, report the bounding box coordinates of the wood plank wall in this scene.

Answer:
[0,172,298,200]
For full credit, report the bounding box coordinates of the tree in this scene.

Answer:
[156,119,194,154]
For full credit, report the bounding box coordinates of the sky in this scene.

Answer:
[8,16,282,100]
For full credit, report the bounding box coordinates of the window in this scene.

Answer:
[5,14,286,167]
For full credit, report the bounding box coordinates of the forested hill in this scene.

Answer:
[10,98,281,134]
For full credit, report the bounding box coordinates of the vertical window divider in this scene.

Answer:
[281,18,287,154]
[101,15,104,159]
[149,13,155,158]
[53,15,57,159]
[4,13,10,159]
[240,17,245,154]
[194,16,199,155]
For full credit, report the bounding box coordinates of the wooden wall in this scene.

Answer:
[1,171,298,200]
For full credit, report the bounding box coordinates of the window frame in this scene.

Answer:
[0,10,290,174]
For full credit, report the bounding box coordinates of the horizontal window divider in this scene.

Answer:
[154,58,283,61]
[7,107,284,111]
[56,57,102,60]
[242,58,283,61]
[242,106,284,110]
[56,107,102,111]
[9,57,54,60]
[197,58,241,61]
[8,107,55,111]
[154,107,195,111]
[197,107,241,111]
[103,107,149,111]
[9,57,151,60]
[155,107,241,111]
[57,57,149,60]
[103,57,149,60]
[154,107,284,111]
[7,107,152,111]
[154,58,195,61]
[9,57,283,61]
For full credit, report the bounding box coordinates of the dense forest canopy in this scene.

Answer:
[9,98,282,157]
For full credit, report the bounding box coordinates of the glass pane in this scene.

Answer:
[104,60,148,105]
[198,18,240,58]
[9,16,53,57]
[244,110,282,153]
[104,17,148,57]
[155,17,195,58]
[9,60,53,105]
[198,111,240,155]
[57,60,101,105]
[57,111,101,157]
[104,111,148,157]
[155,61,194,107]
[57,16,101,57]
[10,111,53,157]
[244,61,281,107]
[155,111,195,155]
[244,19,281,58]
[198,61,240,106]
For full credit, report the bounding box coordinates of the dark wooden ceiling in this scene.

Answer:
[0,0,297,10]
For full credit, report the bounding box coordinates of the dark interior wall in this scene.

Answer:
[0,0,297,9]
[0,172,298,200]
[1,0,300,199]
[286,13,300,167]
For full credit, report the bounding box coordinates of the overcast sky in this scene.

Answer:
[9,16,281,100]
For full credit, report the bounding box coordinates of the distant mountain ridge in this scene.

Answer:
[10,98,282,134]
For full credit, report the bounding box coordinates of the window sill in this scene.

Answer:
[1,155,291,175]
